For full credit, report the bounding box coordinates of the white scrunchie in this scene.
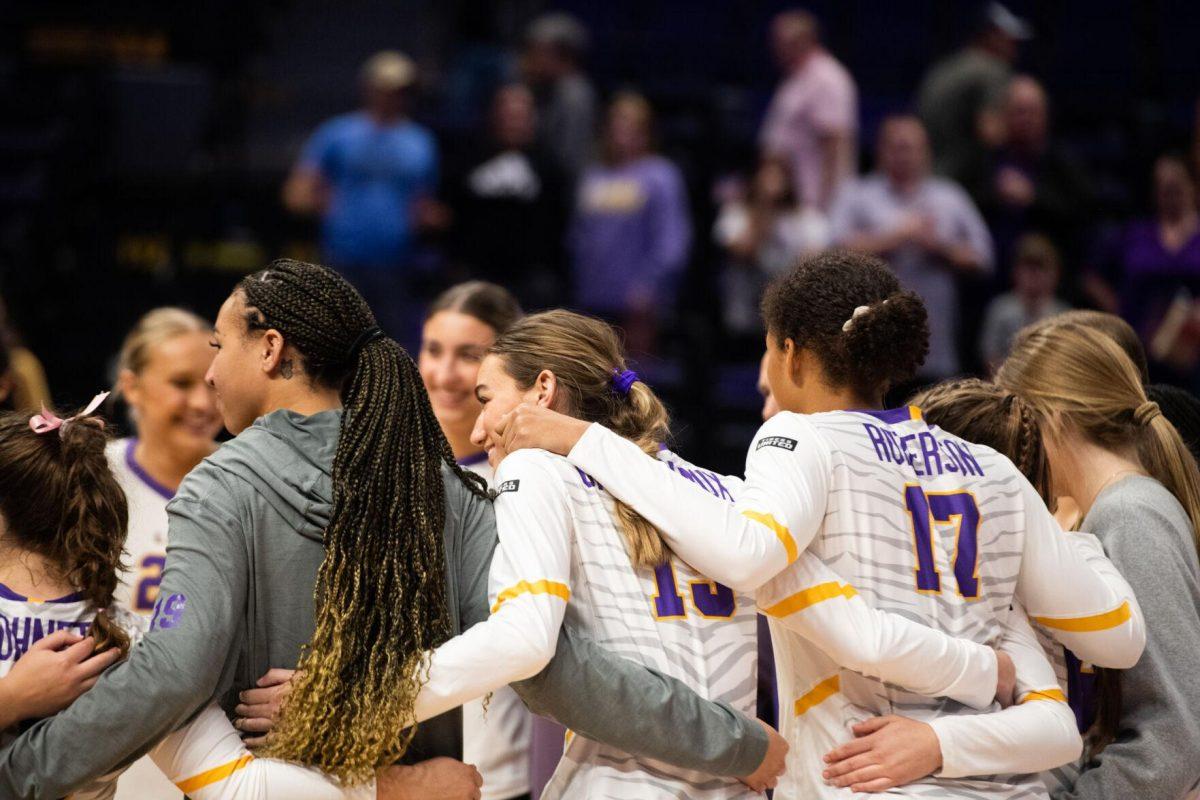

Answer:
[842,305,872,333]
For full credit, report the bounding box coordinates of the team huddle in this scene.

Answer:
[0,251,1198,800]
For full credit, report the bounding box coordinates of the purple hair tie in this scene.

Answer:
[611,368,639,397]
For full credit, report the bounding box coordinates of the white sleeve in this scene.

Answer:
[148,703,374,800]
[930,603,1082,779]
[1014,481,1146,669]
[412,450,572,722]
[758,556,998,709]
[567,415,828,592]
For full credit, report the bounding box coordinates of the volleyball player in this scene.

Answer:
[496,251,1145,798]
[418,281,532,800]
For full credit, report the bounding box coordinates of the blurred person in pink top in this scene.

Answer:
[759,9,858,213]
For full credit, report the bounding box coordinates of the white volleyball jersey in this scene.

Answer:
[106,438,173,616]
[0,583,370,800]
[566,408,1144,800]
[459,453,533,800]
[415,447,760,800]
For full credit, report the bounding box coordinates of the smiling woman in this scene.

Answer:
[419,281,523,465]
[110,308,222,617]
[108,307,223,800]
[417,281,530,800]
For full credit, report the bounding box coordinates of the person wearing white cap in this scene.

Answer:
[916,2,1033,182]
[283,50,438,347]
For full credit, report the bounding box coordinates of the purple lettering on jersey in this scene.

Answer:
[918,432,943,477]
[904,486,943,593]
[929,493,982,599]
[864,423,891,463]
[899,434,920,473]
[940,440,963,473]
[690,580,736,618]
[651,563,687,619]
[948,441,984,477]
[151,593,187,631]
[882,429,906,465]
[574,467,604,491]
[0,616,91,663]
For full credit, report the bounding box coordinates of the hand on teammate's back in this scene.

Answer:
[0,630,121,725]
[821,715,942,792]
[738,719,789,793]
[377,758,483,800]
[234,667,295,746]
[497,402,590,457]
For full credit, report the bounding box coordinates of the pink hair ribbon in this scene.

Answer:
[29,391,110,435]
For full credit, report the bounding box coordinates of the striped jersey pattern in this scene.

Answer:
[761,408,1049,800]
[537,448,759,800]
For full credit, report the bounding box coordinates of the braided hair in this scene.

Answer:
[912,378,1127,756]
[243,260,487,782]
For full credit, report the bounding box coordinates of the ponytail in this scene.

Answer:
[58,421,131,655]
[491,311,673,569]
[0,408,130,657]
[238,260,487,783]
[607,380,671,568]
[1137,404,1200,557]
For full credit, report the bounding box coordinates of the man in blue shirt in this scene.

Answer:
[284,50,439,345]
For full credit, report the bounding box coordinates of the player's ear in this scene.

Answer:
[533,369,558,408]
[782,338,806,387]
[117,368,141,409]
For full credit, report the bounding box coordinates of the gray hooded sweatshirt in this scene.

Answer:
[0,409,765,798]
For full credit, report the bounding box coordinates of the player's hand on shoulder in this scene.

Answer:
[738,718,789,793]
[498,403,589,457]
[234,667,295,746]
[376,757,483,800]
[822,715,942,792]
[0,631,121,722]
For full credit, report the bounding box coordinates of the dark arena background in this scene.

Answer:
[2,0,1199,475]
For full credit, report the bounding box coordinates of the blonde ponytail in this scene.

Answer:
[998,322,1200,558]
[1138,410,1200,555]
[491,311,673,568]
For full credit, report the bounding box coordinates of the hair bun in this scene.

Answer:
[1135,401,1162,427]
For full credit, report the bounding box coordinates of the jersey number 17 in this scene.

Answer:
[904,486,982,599]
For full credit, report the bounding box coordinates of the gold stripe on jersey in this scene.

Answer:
[761,581,858,617]
[175,754,253,793]
[793,674,841,716]
[491,579,571,614]
[1032,600,1131,632]
[741,510,799,563]
[1018,688,1068,704]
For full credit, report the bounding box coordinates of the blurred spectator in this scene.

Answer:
[964,75,1094,281]
[522,12,597,189]
[830,115,993,380]
[0,295,50,412]
[979,233,1070,372]
[759,9,858,213]
[569,92,691,354]
[1088,155,1200,343]
[714,155,828,333]
[917,2,1031,182]
[445,83,566,308]
[283,51,439,341]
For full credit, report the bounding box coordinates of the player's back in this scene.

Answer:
[534,449,758,800]
[761,407,1047,799]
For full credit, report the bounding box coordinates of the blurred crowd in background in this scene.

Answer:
[2,0,1199,473]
